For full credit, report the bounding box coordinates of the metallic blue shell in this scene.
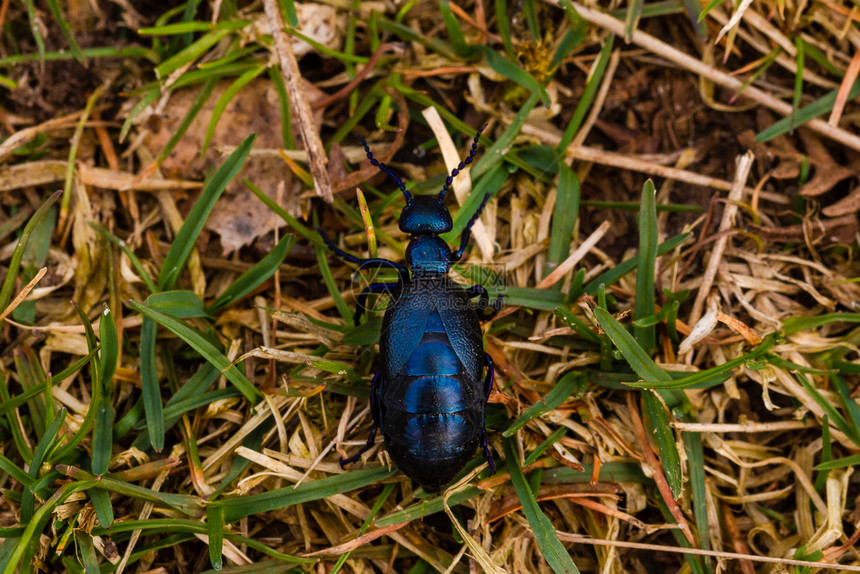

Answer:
[378,276,485,490]
[399,196,453,234]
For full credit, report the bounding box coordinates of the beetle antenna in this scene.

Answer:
[357,135,411,203]
[438,124,486,202]
[466,191,491,232]
[451,191,492,261]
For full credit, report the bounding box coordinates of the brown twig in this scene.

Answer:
[262,0,333,202]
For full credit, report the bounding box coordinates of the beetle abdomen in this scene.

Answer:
[380,329,484,490]
[384,407,482,491]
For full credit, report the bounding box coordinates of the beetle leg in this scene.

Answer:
[317,227,410,281]
[482,352,496,473]
[340,371,382,467]
[466,285,504,320]
[354,282,399,326]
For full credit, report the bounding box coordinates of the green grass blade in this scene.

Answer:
[593,308,672,384]
[0,348,98,417]
[245,180,320,246]
[120,88,160,143]
[814,417,831,492]
[635,180,657,353]
[551,26,586,71]
[58,466,203,515]
[0,45,157,67]
[22,0,45,62]
[375,17,456,60]
[553,307,600,344]
[49,306,104,461]
[44,0,84,62]
[557,35,614,153]
[207,503,224,569]
[89,487,114,528]
[796,372,860,447]
[153,76,219,175]
[503,438,581,573]
[545,164,580,280]
[377,486,482,527]
[315,239,353,323]
[130,301,264,403]
[98,303,119,392]
[624,0,643,41]
[90,222,158,293]
[442,163,508,241]
[147,290,208,318]
[683,430,712,572]
[0,191,61,328]
[221,466,395,522]
[641,392,682,497]
[478,46,550,107]
[791,36,804,132]
[698,0,724,21]
[140,317,165,451]
[0,452,32,485]
[0,208,32,243]
[523,427,568,467]
[524,0,540,40]
[1,481,96,574]
[815,453,860,471]
[582,232,690,296]
[139,20,250,35]
[91,396,114,475]
[30,408,66,478]
[472,92,540,179]
[440,1,470,58]
[626,337,775,389]
[158,133,256,290]
[832,373,860,434]
[503,372,585,436]
[756,79,860,143]
[155,28,235,79]
[148,388,239,432]
[201,64,267,154]
[75,530,99,573]
[208,234,295,313]
[592,307,682,496]
[783,312,860,334]
[494,0,515,59]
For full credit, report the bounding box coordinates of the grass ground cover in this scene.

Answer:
[1,1,860,572]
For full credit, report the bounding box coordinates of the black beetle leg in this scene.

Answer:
[466,285,504,320]
[482,352,496,473]
[340,371,381,467]
[354,282,400,326]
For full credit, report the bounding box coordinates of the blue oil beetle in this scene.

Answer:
[320,127,502,491]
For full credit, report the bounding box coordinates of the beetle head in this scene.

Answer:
[399,194,453,235]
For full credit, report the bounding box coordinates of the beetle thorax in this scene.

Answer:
[405,235,451,275]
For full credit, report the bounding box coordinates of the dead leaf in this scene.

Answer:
[822,185,860,217]
[142,79,326,254]
[798,129,856,197]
